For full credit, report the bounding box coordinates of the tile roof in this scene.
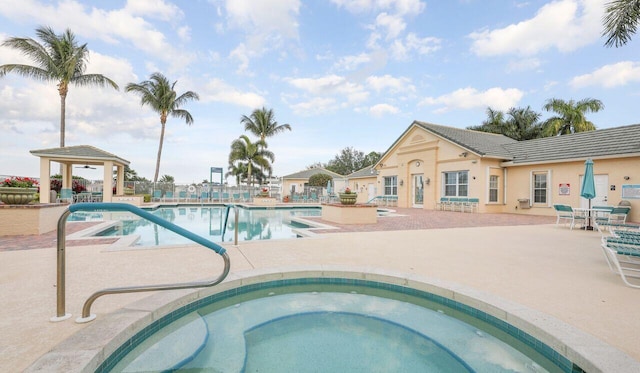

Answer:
[30,145,130,165]
[282,167,345,179]
[502,123,640,164]
[347,166,376,178]
[414,121,518,159]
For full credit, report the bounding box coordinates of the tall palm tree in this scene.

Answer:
[542,98,604,136]
[240,107,290,181]
[468,107,506,134]
[0,26,119,147]
[602,0,640,47]
[228,135,274,188]
[241,107,291,143]
[125,73,199,182]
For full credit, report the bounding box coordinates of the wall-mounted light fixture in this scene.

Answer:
[399,179,404,186]
[624,176,630,180]
[425,177,430,185]
[459,152,468,158]
[416,161,421,167]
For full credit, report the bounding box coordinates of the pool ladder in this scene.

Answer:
[51,202,231,324]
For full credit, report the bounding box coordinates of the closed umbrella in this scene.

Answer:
[580,158,596,230]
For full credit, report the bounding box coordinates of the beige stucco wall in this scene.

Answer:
[0,204,67,236]
[504,157,640,222]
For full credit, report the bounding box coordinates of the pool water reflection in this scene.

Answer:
[79,206,321,246]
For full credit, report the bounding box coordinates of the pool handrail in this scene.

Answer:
[52,202,230,324]
[221,204,239,245]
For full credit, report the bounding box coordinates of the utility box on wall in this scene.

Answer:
[518,199,531,209]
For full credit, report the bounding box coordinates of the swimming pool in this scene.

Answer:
[97,275,582,372]
[81,206,321,245]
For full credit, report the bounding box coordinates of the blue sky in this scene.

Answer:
[1,0,639,183]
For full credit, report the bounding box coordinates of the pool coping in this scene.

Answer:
[25,266,640,373]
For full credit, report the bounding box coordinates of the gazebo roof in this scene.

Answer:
[30,145,130,166]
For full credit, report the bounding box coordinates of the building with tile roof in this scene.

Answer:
[372,121,640,221]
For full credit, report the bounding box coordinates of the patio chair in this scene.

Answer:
[163,191,174,202]
[242,192,251,202]
[553,204,586,230]
[463,198,479,213]
[58,188,73,203]
[178,190,187,202]
[601,237,640,288]
[152,190,162,202]
[435,197,449,211]
[222,192,230,202]
[609,206,631,225]
[200,191,209,202]
[212,192,220,202]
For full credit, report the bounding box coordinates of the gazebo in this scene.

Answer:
[30,145,130,204]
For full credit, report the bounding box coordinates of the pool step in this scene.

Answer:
[119,312,208,372]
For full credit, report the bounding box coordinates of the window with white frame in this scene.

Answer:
[489,175,499,202]
[443,171,468,197]
[533,172,547,204]
[384,176,397,195]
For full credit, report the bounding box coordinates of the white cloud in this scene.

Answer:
[331,0,424,16]
[0,0,195,69]
[390,33,440,60]
[506,57,542,72]
[375,12,406,40]
[124,0,183,22]
[285,74,370,114]
[334,53,372,71]
[221,0,301,72]
[289,97,338,116]
[419,87,524,112]
[469,0,604,57]
[202,78,266,108]
[570,61,640,88]
[370,103,399,116]
[366,75,415,94]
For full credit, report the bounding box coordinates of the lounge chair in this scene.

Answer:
[232,193,240,202]
[200,191,209,202]
[242,192,251,202]
[601,237,640,288]
[553,204,586,230]
[222,192,230,202]
[212,192,220,202]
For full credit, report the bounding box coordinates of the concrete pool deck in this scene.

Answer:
[1,209,640,371]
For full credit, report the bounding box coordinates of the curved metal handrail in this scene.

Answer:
[52,203,230,323]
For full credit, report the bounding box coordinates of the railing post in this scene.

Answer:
[50,209,72,322]
[234,205,239,245]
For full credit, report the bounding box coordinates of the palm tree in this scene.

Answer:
[468,107,506,134]
[228,135,274,188]
[240,107,290,180]
[468,107,543,140]
[0,26,119,147]
[125,72,199,182]
[602,0,640,47]
[241,107,291,143]
[542,98,604,136]
[505,106,543,140]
